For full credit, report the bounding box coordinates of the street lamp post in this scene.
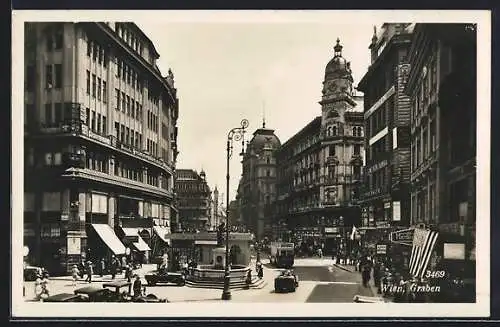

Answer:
[222,119,249,301]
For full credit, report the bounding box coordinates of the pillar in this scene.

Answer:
[108,195,115,227]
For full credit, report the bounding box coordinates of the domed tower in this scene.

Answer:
[240,121,281,241]
[319,38,364,225]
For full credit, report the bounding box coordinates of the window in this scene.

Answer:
[329,145,335,156]
[98,47,103,65]
[97,114,101,134]
[92,74,96,97]
[87,40,92,57]
[131,100,135,117]
[352,127,357,137]
[92,43,98,61]
[120,124,125,142]
[46,65,53,89]
[86,70,90,94]
[135,131,140,148]
[126,127,130,145]
[91,111,96,131]
[117,60,122,78]
[136,101,140,119]
[45,103,52,125]
[126,96,130,115]
[26,65,35,91]
[97,78,102,100]
[127,67,131,84]
[54,28,63,49]
[131,131,135,148]
[102,116,107,135]
[102,81,107,103]
[354,144,360,155]
[115,122,120,138]
[266,170,271,177]
[54,64,62,89]
[86,107,90,126]
[115,89,120,110]
[54,103,62,124]
[122,64,126,82]
[103,50,107,68]
[332,126,337,136]
[267,157,270,164]
[121,92,126,112]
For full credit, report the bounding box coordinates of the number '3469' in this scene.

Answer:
[425,270,446,278]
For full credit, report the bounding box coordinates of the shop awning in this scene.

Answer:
[153,226,170,244]
[91,224,126,255]
[195,240,218,245]
[122,228,151,252]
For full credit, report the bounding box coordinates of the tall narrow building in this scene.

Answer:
[239,122,281,241]
[23,22,179,274]
[275,39,364,254]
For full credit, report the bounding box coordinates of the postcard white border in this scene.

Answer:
[11,9,491,318]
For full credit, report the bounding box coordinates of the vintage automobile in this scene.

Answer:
[74,286,114,302]
[24,266,44,281]
[145,269,185,286]
[102,281,168,303]
[274,269,299,293]
[43,293,84,302]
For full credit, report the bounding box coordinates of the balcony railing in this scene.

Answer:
[37,122,174,174]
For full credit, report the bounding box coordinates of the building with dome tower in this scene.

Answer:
[238,119,281,241]
[274,38,364,255]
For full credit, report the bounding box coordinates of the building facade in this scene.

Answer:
[174,169,212,232]
[404,24,476,283]
[24,22,179,274]
[239,124,281,241]
[275,39,364,254]
[357,24,413,234]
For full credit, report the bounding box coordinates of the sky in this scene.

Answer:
[136,18,384,203]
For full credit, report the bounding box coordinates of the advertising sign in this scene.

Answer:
[443,243,465,260]
[392,201,401,221]
[67,236,81,255]
[390,228,414,246]
[376,244,388,255]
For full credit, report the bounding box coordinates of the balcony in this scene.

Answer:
[61,167,174,199]
[35,123,174,175]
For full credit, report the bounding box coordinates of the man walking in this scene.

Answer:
[85,260,93,283]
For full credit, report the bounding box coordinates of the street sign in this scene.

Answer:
[389,228,414,246]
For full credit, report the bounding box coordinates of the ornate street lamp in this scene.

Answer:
[222,119,249,301]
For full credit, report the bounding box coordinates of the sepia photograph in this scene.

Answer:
[11,9,490,318]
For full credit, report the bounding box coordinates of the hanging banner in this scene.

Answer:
[390,228,414,246]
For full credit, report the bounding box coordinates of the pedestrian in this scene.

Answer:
[34,271,43,300]
[78,258,85,278]
[373,260,381,294]
[100,258,106,277]
[121,256,127,272]
[85,260,93,283]
[133,275,142,298]
[71,264,80,286]
[111,256,117,279]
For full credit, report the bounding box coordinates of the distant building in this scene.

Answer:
[174,169,212,231]
[275,39,364,254]
[239,123,281,241]
[357,23,414,231]
[23,22,178,273]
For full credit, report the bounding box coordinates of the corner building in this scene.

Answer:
[23,22,179,274]
[174,169,212,232]
[239,124,281,241]
[275,39,364,254]
[357,24,413,233]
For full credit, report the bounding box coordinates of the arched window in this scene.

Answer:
[327,127,332,136]
[358,127,363,137]
[353,127,358,136]
[332,126,337,136]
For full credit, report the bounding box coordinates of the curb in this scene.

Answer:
[333,264,355,273]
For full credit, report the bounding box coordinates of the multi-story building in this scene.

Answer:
[357,24,413,236]
[275,39,364,254]
[239,123,281,241]
[404,23,476,283]
[23,22,179,274]
[174,169,212,232]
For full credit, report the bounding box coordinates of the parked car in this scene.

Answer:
[145,269,185,286]
[274,269,299,293]
[24,266,43,281]
[74,286,114,302]
[43,293,84,303]
[102,281,168,303]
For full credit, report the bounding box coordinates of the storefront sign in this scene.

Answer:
[443,243,465,260]
[324,227,339,233]
[376,221,390,228]
[384,202,391,209]
[376,244,387,254]
[390,228,414,246]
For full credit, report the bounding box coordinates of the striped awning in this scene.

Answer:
[409,228,439,279]
[122,228,151,252]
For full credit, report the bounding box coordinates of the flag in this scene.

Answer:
[350,225,357,241]
[409,228,439,279]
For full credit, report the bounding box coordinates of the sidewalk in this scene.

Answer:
[50,264,156,282]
